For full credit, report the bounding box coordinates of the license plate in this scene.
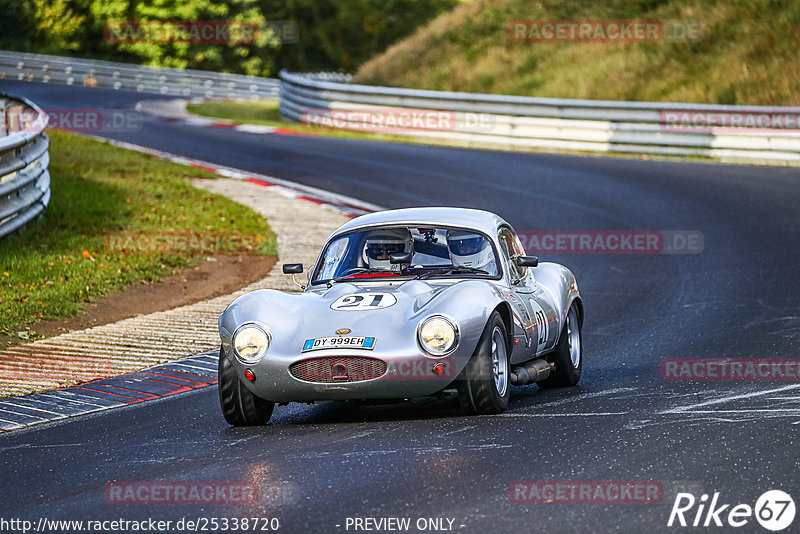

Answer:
[302,336,376,352]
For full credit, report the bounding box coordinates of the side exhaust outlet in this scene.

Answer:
[510,359,553,386]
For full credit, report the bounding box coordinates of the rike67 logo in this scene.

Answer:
[668,490,795,531]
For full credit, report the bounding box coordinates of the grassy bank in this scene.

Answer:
[356,0,799,106]
[187,100,286,127]
[0,130,277,347]
[186,99,426,145]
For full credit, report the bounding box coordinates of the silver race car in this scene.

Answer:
[218,207,583,425]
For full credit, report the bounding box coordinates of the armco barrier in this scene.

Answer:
[0,94,50,238]
[279,70,800,164]
[0,50,279,99]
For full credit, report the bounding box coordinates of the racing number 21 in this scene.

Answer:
[331,293,398,311]
[340,295,382,308]
[534,310,547,346]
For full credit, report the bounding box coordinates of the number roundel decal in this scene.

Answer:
[528,298,549,350]
[331,293,397,311]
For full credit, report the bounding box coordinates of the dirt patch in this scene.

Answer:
[27,254,276,340]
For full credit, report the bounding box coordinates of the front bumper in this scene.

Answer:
[223,346,469,403]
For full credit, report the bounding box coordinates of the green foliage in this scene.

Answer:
[259,0,459,72]
[83,0,276,74]
[4,0,458,76]
[31,0,86,54]
[0,0,36,51]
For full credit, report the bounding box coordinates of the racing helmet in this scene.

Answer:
[446,230,494,272]
[364,228,413,272]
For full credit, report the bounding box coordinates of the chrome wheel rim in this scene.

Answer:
[491,326,509,396]
[567,308,581,369]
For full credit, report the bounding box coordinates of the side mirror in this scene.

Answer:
[282,263,303,274]
[389,252,412,264]
[514,255,539,267]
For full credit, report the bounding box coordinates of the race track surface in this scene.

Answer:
[1,81,799,533]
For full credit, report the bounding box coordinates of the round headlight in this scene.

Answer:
[418,315,458,356]
[233,324,270,363]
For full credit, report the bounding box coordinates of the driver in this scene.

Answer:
[364,228,413,272]
[446,230,496,274]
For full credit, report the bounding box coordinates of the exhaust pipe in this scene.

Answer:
[510,359,553,386]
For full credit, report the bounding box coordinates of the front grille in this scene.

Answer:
[290,356,387,383]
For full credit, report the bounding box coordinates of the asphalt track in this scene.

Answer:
[1,80,799,533]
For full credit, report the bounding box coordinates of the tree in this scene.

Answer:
[88,0,279,75]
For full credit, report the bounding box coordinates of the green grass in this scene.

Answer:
[188,100,285,126]
[186,99,439,144]
[356,0,799,106]
[0,130,277,348]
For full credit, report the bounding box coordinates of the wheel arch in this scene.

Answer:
[569,296,584,328]
[493,301,515,353]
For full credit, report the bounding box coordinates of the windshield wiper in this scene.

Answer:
[415,266,489,280]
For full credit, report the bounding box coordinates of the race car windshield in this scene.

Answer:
[312,226,500,283]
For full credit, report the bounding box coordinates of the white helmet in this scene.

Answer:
[364,228,413,272]
[446,230,494,272]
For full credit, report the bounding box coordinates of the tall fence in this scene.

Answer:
[0,94,50,238]
[280,70,800,164]
[0,50,279,99]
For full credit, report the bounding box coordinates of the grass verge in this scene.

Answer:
[186,99,436,145]
[0,130,277,349]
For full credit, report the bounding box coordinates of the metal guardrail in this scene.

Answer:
[0,50,279,99]
[0,93,50,238]
[280,70,800,163]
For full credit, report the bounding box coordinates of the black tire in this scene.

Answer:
[538,304,582,388]
[457,311,511,415]
[218,346,275,426]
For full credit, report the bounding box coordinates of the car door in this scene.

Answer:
[498,227,558,359]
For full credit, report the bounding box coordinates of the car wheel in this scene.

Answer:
[218,346,275,426]
[457,311,511,415]
[538,304,582,388]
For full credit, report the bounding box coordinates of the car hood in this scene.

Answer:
[219,280,459,349]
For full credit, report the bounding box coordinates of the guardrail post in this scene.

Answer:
[0,97,6,137]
